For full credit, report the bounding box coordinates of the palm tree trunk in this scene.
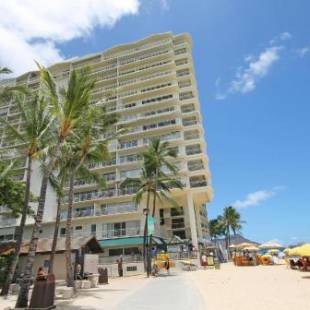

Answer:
[49,195,62,274]
[65,171,75,287]
[16,144,61,308]
[1,156,32,296]
[143,190,151,276]
[16,171,50,308]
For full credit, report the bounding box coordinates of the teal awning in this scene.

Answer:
[99,236,166,248]
[99,236,145,248]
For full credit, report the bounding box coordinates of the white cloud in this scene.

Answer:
[270,32,292,45]
[279,32,292,41]
[229,46,282,94]
[216,45,282,99]
[0,0,140,75]
[232,186,284,209]
[296,47,309,58]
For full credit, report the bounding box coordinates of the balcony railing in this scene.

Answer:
[97,203,137,216]
[65,187,138,204]
[190,179,207,188]
[102,227,140,239]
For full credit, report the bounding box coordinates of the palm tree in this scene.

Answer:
[47,167,67,275]
[209,216,225,244]
[222,206,243,249]
[0,67,27,104]
[141,138,178,218]
[120,140,182,276]
[62,106,117,287]
[0,95,53,296]
[16,65,96,308]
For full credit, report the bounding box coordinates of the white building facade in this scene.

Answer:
[0,32,213,254]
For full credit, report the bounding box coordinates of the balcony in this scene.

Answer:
[190,176,207,188]
[66,187,138,204]
[179,91,194,101]
[0,215,17,227]
[187,160,204,171]
[186,145,202,155]
[102,227,140,239]
[182,117,198,127]
[97,202,137,216]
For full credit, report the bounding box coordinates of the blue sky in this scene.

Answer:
[1,1,309,245]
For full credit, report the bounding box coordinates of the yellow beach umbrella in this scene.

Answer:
[237,242,255,249]
[268,249,279,254]
[293,244,310,257]
[288,246,301,257]
[283,248,290,254]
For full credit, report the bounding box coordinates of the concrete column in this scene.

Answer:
[187,192,198,248]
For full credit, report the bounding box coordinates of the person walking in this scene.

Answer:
[165,257,170,275]
[201,253,208,270]
[117,257,123,277]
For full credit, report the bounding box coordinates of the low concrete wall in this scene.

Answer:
[99,261,144,277]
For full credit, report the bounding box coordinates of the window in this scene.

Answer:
[124,247,140,255]
[43,260,50,269]
[109,248,123,256]
[170,207,184,216]
[127,266,137,272]
[60,228,66,237]
[186,144,201,155]
[172,218,185,229]
[119,140,138,149]
[91,224,97,235]
[173,230,186,239]
[182,117,197,126]
[75,226,82,231]
[160,209,164,225]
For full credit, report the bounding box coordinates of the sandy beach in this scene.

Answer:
[191,262,310,310]
[1,263,310,309]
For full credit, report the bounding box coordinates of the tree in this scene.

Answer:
[16,65,96,308]
[61,106,117,287]
[0,94,52,296]
[0,67,27,104]
[222,206,243,248]
[209,216,225,243]
[47,167,67,275]
[120,139,182,276]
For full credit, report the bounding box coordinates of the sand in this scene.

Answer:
[190,262,310,310]
[1,263,310,309]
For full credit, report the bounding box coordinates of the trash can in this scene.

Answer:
[98,267,109,284]
[29,273,56,309]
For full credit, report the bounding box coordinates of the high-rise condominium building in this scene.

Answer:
[0,33,213,255]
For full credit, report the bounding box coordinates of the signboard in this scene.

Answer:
[148,216,156,235]
[84,254,99,274]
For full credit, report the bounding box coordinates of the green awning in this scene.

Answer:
[99,236,145,248]
[99,236,166,248]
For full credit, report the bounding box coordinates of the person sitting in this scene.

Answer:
[36,267,47,281]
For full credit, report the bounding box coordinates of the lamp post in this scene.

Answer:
[143,207,150,277]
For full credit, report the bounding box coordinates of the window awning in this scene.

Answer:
[99,236,166,248]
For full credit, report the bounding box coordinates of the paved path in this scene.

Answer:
[113,272,206,310]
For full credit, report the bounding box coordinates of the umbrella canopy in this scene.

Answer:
[259,241,284,249]
[268,249,280,254]
[283,248,290,254]
[236,242,255,249]
[229,244,237,248]
[288,244,310,257]
[243,246,259,251]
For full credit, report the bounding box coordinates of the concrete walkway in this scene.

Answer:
[113,272,206,310]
